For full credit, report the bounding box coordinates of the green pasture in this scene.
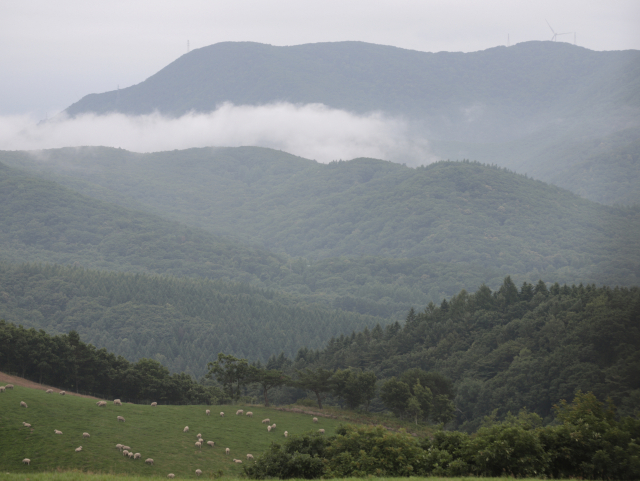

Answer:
[0,386,340,478]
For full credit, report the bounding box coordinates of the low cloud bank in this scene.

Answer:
[0,103,435,165]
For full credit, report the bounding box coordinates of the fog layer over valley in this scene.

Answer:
[0,103,433,165]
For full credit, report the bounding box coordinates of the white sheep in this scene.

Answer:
[313,417,318,423]
[236,409,244,415]
[75,446,82,452]
[267,425,272,432]
[196,433,202,439]
[59,391,66,395]
[195,441,202,449]
[123,450,129,457]
[134,453,141,460]
[225,447,230,455]
[262,418,270,424]
[167,474,175,479]
[195,469,202,476]
[207,441,215,447]
[284,431,289,437]
[123,445,131,451]
[220,412,225,417]
[183,426,189,433]
[0,386,5,392]
[46,389,53,393]
[54,429,63,434]
[114,399,122,405]
[22,458,30,465]
[234,459,243,464]
[318,429,325,434]
[151,402,157,407]
[206,409,210,416]
[128,451,134,458]
[6,384,14,389]
[246,454,254,460]
[271,423,276,429]
[116,444,123,451]
[145,458,154,465]
[20,401,28,408]
[117,416,125,422]
[83,432,90,438]
[245,411,253,417]
[97,401,107,407]
[23,422,31,427]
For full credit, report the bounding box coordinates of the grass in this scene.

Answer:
[0,386,343,478]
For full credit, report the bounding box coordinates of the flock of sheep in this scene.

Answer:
[4,383,325,477]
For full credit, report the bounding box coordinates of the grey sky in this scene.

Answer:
[2,0,639,118]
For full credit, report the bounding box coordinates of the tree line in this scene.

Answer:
[245,392,640,480]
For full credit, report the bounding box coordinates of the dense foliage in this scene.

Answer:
[246,394,640,479]
[0,263,383,377]
[0,320,217,403]
[3,148,638,316]
[293,278,640,428]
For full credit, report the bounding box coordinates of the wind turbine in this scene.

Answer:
[546,20,571,42]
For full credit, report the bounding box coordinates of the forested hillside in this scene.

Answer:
[291,278,640,430]
[0,263,383,377]
[4,147,638,290]
[59,40,640,204]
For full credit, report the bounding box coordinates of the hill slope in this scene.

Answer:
[4,147,639,288]
[0,385,341,477]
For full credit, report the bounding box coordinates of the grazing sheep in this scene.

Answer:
[196,433,202,439]
[167,474,175,479]
[234,459,243,464]
[271,423,276,429]
[246,454,254,460]
[225,448,230,455]
[151,402,157,407]
[262,418,270,424]
[75,446,82,452]
[319,429,325,434]
[195,469,202,476]
[114,399,122,405]
[46,389,53,393]
[205,409,210,416]
[128,451,134,458]
[83,432,90,438]
[236,409,244,415]
[134,453,141,460]
[23,422,31,427]
[54,429,63,434]
[20,401,28,408]
[220,412,224,417]
[313,417,318,423]
[123,446,131,451]
[123,450,129,457]
[117,416,125,422]
[0,386,5,392]
[22,458,30,465]
[195,441,202,449]
[116,444,123,450]
[59,391,66,395]
[183,426,189,433]
[267,425,272,432]
[145,458,154,465]
[97,401,107,407]
[207,441,215,447]
[246,411,253,417]
[6,384,14,389]
[284,431,288,437]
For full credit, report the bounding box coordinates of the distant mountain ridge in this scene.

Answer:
[64,41,639,143]
[61,40,640,205]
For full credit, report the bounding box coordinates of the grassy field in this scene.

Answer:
[0,386,343,478]
[0,475,547,481]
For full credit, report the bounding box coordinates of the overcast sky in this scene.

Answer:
[2,0,639,119]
